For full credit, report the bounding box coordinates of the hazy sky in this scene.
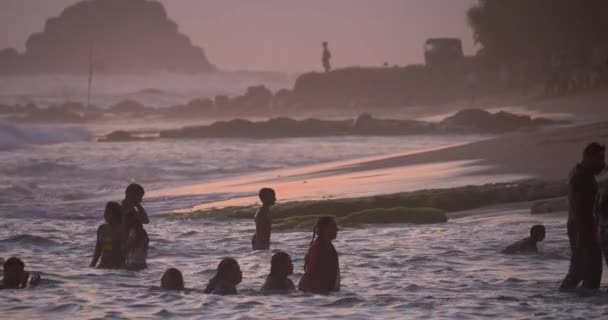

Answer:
[0,0,476,72]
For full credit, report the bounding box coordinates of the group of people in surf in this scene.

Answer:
[1,186,340,295]
[2,142,606,294]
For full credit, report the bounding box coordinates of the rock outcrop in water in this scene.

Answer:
[102,110,561,141]
[0,0,214,74]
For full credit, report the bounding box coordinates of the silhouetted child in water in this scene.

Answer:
[502,225,546,254]
[0,257,41,289]
[261,251,295,292]
[124,210,149,270]
[252,188,276,250]
[122,183,150,225]
[161,268,185,291]
[298,216,340,294]
[90,202,124,268]
[204,258,242,295]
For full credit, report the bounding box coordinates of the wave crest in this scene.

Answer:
[0,122,92,151]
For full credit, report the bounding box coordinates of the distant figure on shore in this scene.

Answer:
[204,258,242,295]
[90,202,124,268]
[122,183,150,226]
[502,225,546,254]
[124,210,149,270]
[560,142,606,291]
[298,216,340,294]
[261,251,295,293]
[0,257,41,289]
[322,42,332,73]
[252,188,276,251]
[161,268,185,291]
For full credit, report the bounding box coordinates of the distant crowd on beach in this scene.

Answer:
[2,141,607,296]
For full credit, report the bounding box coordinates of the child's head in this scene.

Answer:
[3,257,25,287]
[161,268,185,290]
[216,258,242,285]
[259,188,276,206]
[530,225,546,242]
[125,183,145,204]
[104,201,122,225]
[311,216,338,243]
[270,251,293,277]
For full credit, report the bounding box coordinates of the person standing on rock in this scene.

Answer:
[322,42,332,73]
[560,142,605,291]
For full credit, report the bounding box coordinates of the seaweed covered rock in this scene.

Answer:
[530,197,568,214]
[340,207,447,226]
[439,109,566,133]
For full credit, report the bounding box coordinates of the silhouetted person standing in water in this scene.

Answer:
[252,188,276,250]
[299,216,340,294]
[560,143,606,291]
[322,42,332,73]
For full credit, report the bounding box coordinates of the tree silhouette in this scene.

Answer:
[468,0,608,66]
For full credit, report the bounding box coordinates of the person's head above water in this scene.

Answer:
[582,142,606,175]
[161,268,184,290]
[215,257,242,285]
[530,225,546,242]
[124,183,145,205]
[270,251,293,277]
[104,201,122,226]
[3,257,26,287]
[311,216,338,244]
[259,188,276,206]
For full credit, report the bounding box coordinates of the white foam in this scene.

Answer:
[0,122,93,151]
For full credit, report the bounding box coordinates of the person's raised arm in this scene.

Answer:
[135,204,150,224]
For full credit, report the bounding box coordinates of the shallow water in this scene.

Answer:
[1,210,607,319]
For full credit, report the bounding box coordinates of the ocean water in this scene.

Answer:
[1,122,600,319]
[1,210,604,319]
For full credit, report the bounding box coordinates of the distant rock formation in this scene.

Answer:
[0,0,214,74]
[98,110,566,141]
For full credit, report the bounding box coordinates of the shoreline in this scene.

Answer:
[152,120,608,227]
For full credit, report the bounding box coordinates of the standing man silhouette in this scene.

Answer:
[322,42,332,73]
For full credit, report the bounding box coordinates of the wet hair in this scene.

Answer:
[125,183,145,198]
[259,188,275,203]
[583,142,605,159]
[530,225,546,240]
[161,268,184,290]
[4,257,24,270]
[269,251,291,276]
[310,216,336,244]
[204,258,240,294]
[105,201,122,225]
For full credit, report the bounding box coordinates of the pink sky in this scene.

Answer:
[0,0,476,72]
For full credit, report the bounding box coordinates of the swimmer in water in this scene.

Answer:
[0,257,41,289]
[90,202,124,268]
[161,268,185,291]
[502,225,546,254]
[252,188,276,251]
[298,216,340,294]
[204,258,242,295]
[261,251,295,292]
